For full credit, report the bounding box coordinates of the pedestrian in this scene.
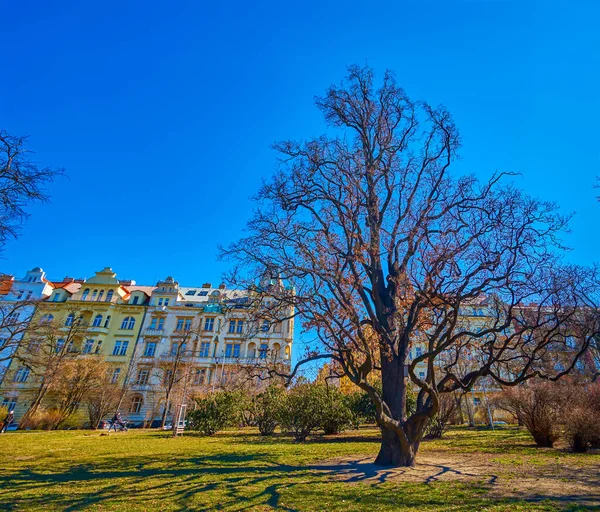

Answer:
[1,410,14,433]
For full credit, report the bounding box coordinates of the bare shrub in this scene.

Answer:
[497,381,563,447]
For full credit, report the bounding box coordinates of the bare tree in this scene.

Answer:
[0,299,38,367]
[13,307,89,426]
[223,65,600,466]
[0,129,62,246]
[87,364,125,429]
[47,355,107,428]
[155,330,197,428]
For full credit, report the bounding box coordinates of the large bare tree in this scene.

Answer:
[223,65,600,466]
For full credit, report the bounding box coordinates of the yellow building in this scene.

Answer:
[1,268,152,422]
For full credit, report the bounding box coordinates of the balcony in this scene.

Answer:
[87,325,109,334]
[144,328,165,337]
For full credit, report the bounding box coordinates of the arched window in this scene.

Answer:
[81,289,90,301]
[106,290,114,302]
[91,290,98,301]
[104,315,111,328]
[97,290,104,301]
[129,395,143,414]
[121,316,135,330]
[92,314,103,327]
[272,343,281,359]
[39,314,54,324]
[65,313,74,326]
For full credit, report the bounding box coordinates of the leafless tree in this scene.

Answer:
[222,65,600,466]
[0,129,62,246]
[12,307,89,426]
[0,299,38,367]
[87,363,125,429]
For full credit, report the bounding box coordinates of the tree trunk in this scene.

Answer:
[374,354,421,466]
[375,425,418,466]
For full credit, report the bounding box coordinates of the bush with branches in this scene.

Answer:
[497,381,564,447]
[320,386,353,435]
[187,391,240,435]
[279,383,325,441]
[250,385,285,435]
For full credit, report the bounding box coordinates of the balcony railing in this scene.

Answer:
[144,328,166,336]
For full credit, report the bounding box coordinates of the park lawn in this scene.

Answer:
[0,426,598,511]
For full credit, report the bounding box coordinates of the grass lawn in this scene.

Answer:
[0,426,598,511]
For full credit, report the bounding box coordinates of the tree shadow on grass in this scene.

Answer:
[1,448,598,511]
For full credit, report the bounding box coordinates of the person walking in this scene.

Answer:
[1,410,14,433]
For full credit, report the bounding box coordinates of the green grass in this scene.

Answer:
[0,426,597,511]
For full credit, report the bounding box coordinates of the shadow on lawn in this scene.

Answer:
[1,447,598,511]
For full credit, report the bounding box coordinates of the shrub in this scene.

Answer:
[320,386,353,435]
[561,382,600,453]
[279,383,325,441]
[424,393,458,439]
[497,381,563,447]
[348,391,376,427]
[251,385,285,436]
[18,408,63,430]
[187,391,240,435]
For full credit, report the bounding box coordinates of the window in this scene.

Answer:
[106,290,114,302]
[229,320,244,333]
[473,397,481,406]
[273,322,282,333]
[418,371,425,379]
[92,290,98,301]
[14,367,30,383]
[184,319,192,331]
[113,340,129,356]
[97,290,104,301]
[130,395,143,414]
[199,342,211,357]
[164,298,169,306]
[204,318,215,331]
[150,316,164,330]
[82,339,94,354]
[136,369,150,385]
[27,340,41,354]
[144,342,157,357]
[225,343,241,358]
[104,315,111,328]
[259,343,268,359]
[53,293,60,301]
[199,291,208,296]
[415,346,423,358]
[81,289,90,301]
[56,339,66,353]
[95,340,103,354]
[176,318,184,331]
[132,296,139,305]
[261,320,270,333]
[120,317,135,330]
[92,314,103,327]
[39,314,54,324]
[186,290,197,296]
[65,314,74,326]
[193,368,207,385]
[111,367,121,383]
[2,398,17,411]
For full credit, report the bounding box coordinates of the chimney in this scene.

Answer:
[219,283,226,290]
[202,283,212,288]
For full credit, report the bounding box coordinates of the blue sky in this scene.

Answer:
[1,0,599,288]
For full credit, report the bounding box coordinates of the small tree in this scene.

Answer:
[87,365,126,429]
[424,393,458,439]
[251,385,285,435]
[497,381,563,447]
[279,383,324,441]
[187,391,239,435]
[47,355,106,428]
